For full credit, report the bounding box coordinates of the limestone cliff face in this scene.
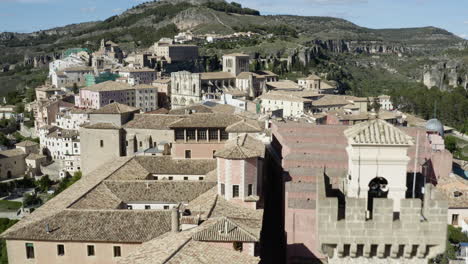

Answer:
[423,61,468,90]
[171,8,214,31]
[23,53,61,68]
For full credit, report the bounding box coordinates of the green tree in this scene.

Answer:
[23,193,42,207]
[36,175,52,193]
[444,136,459,154]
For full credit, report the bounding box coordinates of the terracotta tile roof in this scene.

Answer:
[193,217,260,242]
[436,175,468,208]
[82,122,121,129]
[200,72,236,80]
[168,105,213,115]
[145,108,169,114]
[117,225,260,264]
[3,209,172,243]
[92,102,140,114]
[83,81,133,92]
[169,113,241,128]
[344,119,414,145]
[215,134,265,160]
[225,119,263,133]
[259,93,312,103]
[0,148,25,158]
[123,114,183,129]
[47,128,79,140]
[25,153,46,160]
[133,84,156,90]
[299,74,321,80]
[15,140,38,147]
[72,180,216,209]
[1,157,133,239]
[312,95,352,107]
[266,80,300,90]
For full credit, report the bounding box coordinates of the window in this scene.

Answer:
[209,129,218,140]
[454,191,463,197]
[153,176,158,180]
[212,150,217,159]
[221,184,225,195]
[233,185,239,198]
[452,214,460,225]
[87,245,95,256]
[164,205,169,210]
[139,141,143,147]
[127,205,133,210]
[186,129,196,140]
[185,150,191,159]
[145,205,151,210]
[168,176,173,181]
[233,242,243,252]
[175,129,185,140]
[248,184,253,196]
[25,243,34,259]
[197,130,207,140]
[100,140,104,148]
[199,177,204,181]
[57,244,65,256]
[220,130,229,140]
[113,246,121,257]
[184,177,188,181]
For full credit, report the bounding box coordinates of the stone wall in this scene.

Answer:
[316,173,447,262]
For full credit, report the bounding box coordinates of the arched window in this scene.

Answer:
[367,177,389,217]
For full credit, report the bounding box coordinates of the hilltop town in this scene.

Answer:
[0,1,467,264]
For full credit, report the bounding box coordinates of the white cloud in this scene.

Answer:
[458,34,468,39]
[464,21,468,24]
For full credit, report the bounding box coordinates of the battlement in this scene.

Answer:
[317,173,447,262]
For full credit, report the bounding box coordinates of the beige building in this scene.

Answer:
[118,67,157,85]
[259,93,313,117]
[151,39,199,63]
[2,146,263,263]
[171,54,275,109]
[80,103,139,175]
[0,141,43,180]
[223,53,250,76]
[298,74,337,94]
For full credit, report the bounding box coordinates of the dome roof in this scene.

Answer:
[426,118,444,136]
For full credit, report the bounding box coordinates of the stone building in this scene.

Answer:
[298,74,337,94]
[267,119,452,263]
[223,53,250,76]
[258,93,313,117]
[75,81,135,109]
[51,66,94,88]
[54,108,91,130]
[2,134,264,263]
[150,39,199,63]
[133,84,158,113]
[153,78,171,108]
[0,141,44,180]
[38,127,81,173]
[118,67,157,85]
[80,103,140,175]
[171,54,276,109]
[35,86,63,101]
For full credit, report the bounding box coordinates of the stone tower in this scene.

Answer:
[222,53,250,76]
[215,134,263,209]
[344,119,414,212]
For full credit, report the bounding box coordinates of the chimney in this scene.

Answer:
[171,207,180,233]
[45,224,50,234]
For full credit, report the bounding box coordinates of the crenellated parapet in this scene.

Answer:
[317,174,447,263]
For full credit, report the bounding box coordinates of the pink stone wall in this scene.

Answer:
[77,89,100,109]
[172,143,224,159]
[244,158,257,187]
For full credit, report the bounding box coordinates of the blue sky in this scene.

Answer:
[0,0,467,39]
